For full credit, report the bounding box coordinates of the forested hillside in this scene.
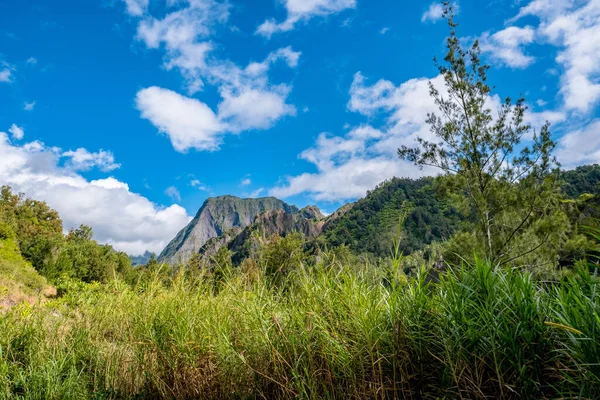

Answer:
[562,164,600,198]
[321,177,462,258]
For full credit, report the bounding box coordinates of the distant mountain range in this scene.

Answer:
[156,165,600,267]
[156,177,462,265]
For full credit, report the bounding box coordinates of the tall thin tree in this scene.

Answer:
[399,3,560,266]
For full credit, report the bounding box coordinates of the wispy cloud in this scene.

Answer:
[257,0,356,38]
[165,186,182,202]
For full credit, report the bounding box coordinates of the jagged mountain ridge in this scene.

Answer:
[197,206,330,265]
[158,196,299,265]
[158,177,464,266]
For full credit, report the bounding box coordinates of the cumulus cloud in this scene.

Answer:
[218,85,296,132]
[136,86,224,152]
[257,0,356,38]
[421,2,445,23]
[246,188,265,198]
[165,186,182,202]
[479,26,536,68]
[271,73,444,201]
[62,148,121,172]
[190,179,210,191]
[556,119,600,169]
[0,132,191,255]
[272,69,563,202]
[129,1,299,152]
[498,0,600,112]
[8,124,24,140]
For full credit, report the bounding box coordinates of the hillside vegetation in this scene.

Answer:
[321,177,462,258]
[0,222,52,308]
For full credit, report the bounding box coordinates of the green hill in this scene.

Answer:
[0,222,53,309]
[321,177,463,258]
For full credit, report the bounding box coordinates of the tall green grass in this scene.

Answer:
[0,259,598,399]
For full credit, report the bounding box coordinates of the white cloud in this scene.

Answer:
[0,69,12,83]
[24,102,35,111]
[129,2,299,152]
[165,185,182,202]
[0,133,191,255]
[62,148,121,172]
[271,157,424,201]
[245,47,301,76]
[421,2,445,23]
[26,57,37,65]
[257,0,356,38]
[556,119,600,168]
[380,27,390,35]
[135,0,229,91]
[348,125,385,139]
[271,73,444,201]
[240,178,251,186]
[247,188,265,198]
[123,0,149,16]
[8,124,24,140]
[218,85,296,132]
[136,86,224,152]
[508,0,600,112]
[190,179,209,191]
[479,26,536,68]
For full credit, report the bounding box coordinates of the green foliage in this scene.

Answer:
[258,232,308,287]
[323,177,462,258]
[561,164,600,198]
[0,186,134,286]
[0,223,49,301]
[0,186,63,275]
[48,226,133,283]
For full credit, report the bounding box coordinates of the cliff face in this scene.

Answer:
[158,196,297,265]
[197,206,326,265]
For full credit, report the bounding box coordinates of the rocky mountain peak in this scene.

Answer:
[158,196,297,265]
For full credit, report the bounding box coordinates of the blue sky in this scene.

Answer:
[0,0,599,255]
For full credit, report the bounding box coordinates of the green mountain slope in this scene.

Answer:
[321,177,463,258]
[562,164,600,198]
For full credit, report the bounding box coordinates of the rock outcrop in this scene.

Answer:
[158,196,297,265]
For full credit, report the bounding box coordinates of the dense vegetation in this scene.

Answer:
[561,164,600,198]
[0,186,135,292]
[2,5,600,399]
[322,177,462,258]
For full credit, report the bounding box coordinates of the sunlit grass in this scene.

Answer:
[0,258,598,399]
